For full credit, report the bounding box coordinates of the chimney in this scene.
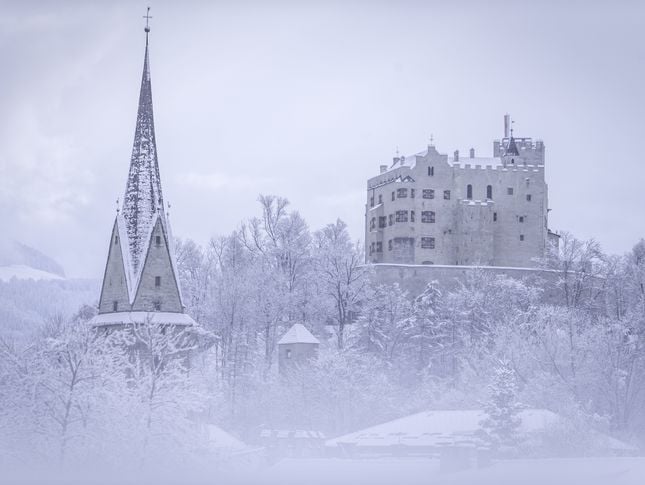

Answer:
[504,114,510,138]
[453,150,459,162]
[380,165,388,174]
[469,148,475,158]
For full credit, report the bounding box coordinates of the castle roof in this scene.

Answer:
[278,323,320,345]
[506,136,520,156]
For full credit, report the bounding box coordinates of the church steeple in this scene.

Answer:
[122,19,163,274]
[95,11,188,321]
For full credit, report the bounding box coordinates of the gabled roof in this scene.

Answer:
[278,323,320,345]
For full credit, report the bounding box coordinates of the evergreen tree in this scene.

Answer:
[481,360,523,450]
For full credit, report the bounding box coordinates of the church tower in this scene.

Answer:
[91,17,195,329]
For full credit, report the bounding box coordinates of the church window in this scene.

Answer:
[388,214,394,226]
[421,211,435,223]
[113,301,118,312]
[520,234,525,241]
[153,300,162,311]
[388,240,393,251]
[428,166,434,176]
[396,210,408,222]
[155,235,161,246]
[443,190,451,200]
[507,187,514,195]
[487,185,493,199]
[526,194,532,202]
[370,196,374,207]
[423,189,434,199]
[410,188,415,198]
[114,235,119,246]
[421,237,435,249]
[493,212,498,222]
[155,276,161,287]
[376,242,383,252]
[397,188,408,198]
[411,210,415,222]
[467,184,473,200]
[379,216,386,228]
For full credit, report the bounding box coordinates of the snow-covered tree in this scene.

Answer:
[481,360,523,451]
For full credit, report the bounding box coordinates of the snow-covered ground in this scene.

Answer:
[0,264,65,282]
[258,456,645,485]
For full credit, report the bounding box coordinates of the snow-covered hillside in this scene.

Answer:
[0,239,65,279]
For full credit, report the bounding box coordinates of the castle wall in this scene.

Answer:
[365,135,549,269]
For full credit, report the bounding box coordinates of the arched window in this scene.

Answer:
[486,185,493,199]
[466,184,473,200]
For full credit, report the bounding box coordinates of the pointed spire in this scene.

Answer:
[121,9,164,273]
[506,119,519,156]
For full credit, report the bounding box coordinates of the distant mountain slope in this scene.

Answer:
[0,239,65,279]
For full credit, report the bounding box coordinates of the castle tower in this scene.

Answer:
[90,20,195,329]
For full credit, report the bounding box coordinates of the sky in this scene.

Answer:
[1,0,644,278]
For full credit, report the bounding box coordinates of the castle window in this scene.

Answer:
[422,261,434,265]
[370,217,376,230]
[378,194,383,204]
[526,194,532,202]
[507,187,514,195]
[396,210,408,222]
[493,212,498,222]
[466,184,473,200]
[286,349,292,359]
[370,196,374,207]
[421,237,435,249]
[391,191,395,201]
[443,190,451,200]
[423,189,435,199]
[112,301,118,312]
[428,166,434,176]
[397,188,408,198]
[370,242,375,255]
[411,210,415,222]
[153,300,162,311]
[410,188,415,198]
[520,234,525,242]
[388,240,393,251]
[155,235,161,246]
[155,276,161,287]
[519,216,525,223]
[376,242,383,252]
[487,185,493,199]
[421,211,435,223]
[388,214,394,226]
[379,216,386,228]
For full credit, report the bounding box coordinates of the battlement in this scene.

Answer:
[452,162,544,173]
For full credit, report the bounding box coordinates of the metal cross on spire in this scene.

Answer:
[143,7,152,34]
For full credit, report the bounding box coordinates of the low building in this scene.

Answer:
[278,323,320,375]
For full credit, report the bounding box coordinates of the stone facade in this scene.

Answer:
[365,117,554,268]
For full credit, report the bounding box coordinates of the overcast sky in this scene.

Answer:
[1,0,644,278]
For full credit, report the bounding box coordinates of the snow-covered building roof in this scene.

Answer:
[278,323,320,345]
[326,409,635,452]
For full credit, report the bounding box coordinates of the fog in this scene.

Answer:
[2,1,645,484]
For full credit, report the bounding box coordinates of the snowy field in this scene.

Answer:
[7,456,643,485]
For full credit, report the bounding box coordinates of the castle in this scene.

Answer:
[365,115,558,268]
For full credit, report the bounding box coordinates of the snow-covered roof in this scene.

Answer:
[327,409,557,448]
[278,323,320,345]
[89,311,196,327]
[205,424,248,451]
